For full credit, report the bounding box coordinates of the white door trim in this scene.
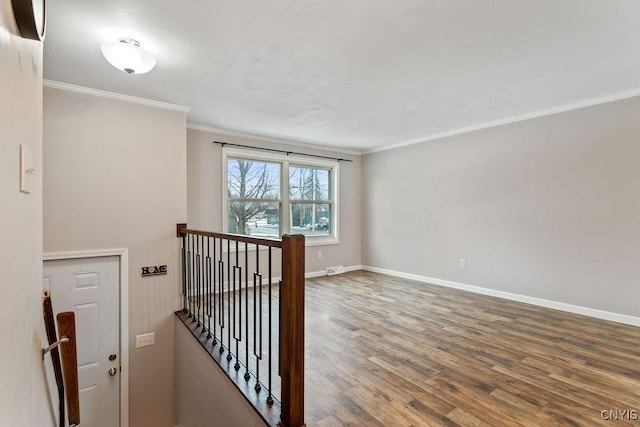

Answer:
[44,248,130,427]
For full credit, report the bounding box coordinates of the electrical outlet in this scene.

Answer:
[317,250,323,258]
[459,259,466,269]
[136,332,155,348]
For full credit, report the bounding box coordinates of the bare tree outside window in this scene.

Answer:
[227,158,280,236]
[225,153,336,239]
[289,166,331,235]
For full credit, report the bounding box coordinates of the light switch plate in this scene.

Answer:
[20,144,33,194]
[136,332,155,348]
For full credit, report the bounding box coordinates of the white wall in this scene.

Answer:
[43,88,187,426]
[175,318,267,427]
[187,128,362,274]
[0,2,53,425]
[363,96,640,319]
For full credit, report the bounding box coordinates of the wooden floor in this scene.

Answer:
[302,271,640,426]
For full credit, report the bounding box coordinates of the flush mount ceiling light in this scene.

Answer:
[100,38,156,74]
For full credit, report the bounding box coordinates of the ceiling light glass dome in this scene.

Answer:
[100,38,156,75]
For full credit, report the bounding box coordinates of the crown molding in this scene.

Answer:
[46,81,640,156]
[365,87,640,155]
[187,123,362,157]
[43,80,191,113]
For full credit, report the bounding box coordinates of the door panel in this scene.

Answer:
[75,302,100,366]
[44,256,120,427]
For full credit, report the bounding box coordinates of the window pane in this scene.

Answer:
[228,201,280,237]
[289,166,330,201]
[290,203,331,236]
[228,158,280,199]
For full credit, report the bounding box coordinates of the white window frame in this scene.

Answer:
[222,147,339,246]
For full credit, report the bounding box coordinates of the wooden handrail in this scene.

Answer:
[279,234,305,427]
[43,293,65,427]
[177,223,283,248]
[57,312,80,426]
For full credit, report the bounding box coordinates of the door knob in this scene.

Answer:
[108,367,118,376]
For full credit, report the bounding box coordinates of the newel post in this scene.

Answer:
[280,234,305,427]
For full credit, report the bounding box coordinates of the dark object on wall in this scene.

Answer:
[57,312,80,426]
[43,292,65,427]
[11,0,46,41]
[142,265,168,277]
[214,141,353,163]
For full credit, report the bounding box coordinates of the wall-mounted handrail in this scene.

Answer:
[43,292,66,427]
[57,312,80,426]
[43,293,80,427]
[42,337,69,359]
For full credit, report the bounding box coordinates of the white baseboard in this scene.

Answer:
[193,265,363,294]
[361,265,640,327]
[344,265,363,273]
[305,265,362,278]
[305,271,326,278]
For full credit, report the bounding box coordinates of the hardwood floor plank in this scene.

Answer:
[300,271,640,426]
[446,408,494,427]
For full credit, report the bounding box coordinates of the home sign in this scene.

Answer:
[141,265,167,277]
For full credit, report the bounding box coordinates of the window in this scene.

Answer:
[227,158,281,237]
[289,165,331,237]
[223,148,338,245]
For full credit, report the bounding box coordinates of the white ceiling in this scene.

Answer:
[43,0,640,153]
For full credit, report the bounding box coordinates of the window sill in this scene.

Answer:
[217,235,339,252]
[304,236,339,247]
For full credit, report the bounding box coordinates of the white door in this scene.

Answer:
[44,256,120,427]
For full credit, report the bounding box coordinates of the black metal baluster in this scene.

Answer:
[244,242,250,381]
[254,252,263,393]
[206,237,212,339]
[200,235,206,332]
[179,232,288,407]
[212,237,217,346]
[181,234,187,313]
[278,263,281,374]
[267,246,273,404]
[201,235,205,328]
[233,240,241,371]
[187,233,191,317]
[218,238,225,355]
[227,239,232,361]
[186,234,191,317]
[196,235,202,328]
[191,234,197,322]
